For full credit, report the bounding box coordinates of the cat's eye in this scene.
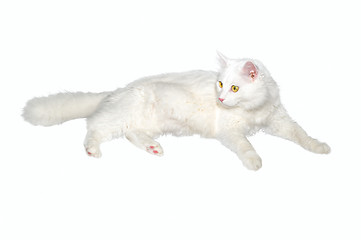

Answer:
[218,81,223,88]
[231,85,239,93]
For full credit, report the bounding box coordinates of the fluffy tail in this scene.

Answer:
[23,92,109,126]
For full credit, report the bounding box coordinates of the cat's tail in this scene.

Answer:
[22,92,110,126]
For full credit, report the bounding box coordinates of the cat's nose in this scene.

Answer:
[219,98,224,102]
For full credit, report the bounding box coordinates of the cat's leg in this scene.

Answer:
[125,131,164,156]
[265,109,331,154]
[218,132,262,171]
[84,130,113,158]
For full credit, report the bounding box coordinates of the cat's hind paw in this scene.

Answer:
[85,145,102,158]
[146,144,164,157]
[242,151,262,171]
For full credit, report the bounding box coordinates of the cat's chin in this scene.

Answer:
[220,100,266,111]
[218,101,238,108]
[217,97,261,109]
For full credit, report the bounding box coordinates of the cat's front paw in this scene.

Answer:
[146,144,164,156]
[242,151,262,171]
[312,142,331,154]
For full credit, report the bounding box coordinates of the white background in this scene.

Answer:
[1,0,360,239]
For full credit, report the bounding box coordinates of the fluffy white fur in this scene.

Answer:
[23,53,330,170]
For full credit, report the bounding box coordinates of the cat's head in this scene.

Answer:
[216,52,276,110]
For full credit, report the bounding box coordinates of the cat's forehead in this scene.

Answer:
[220,60,249,82]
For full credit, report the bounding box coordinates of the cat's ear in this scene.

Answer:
[216,51,229,69]
[242,61,258,81]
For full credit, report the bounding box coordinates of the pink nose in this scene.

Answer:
[219,98,224,102]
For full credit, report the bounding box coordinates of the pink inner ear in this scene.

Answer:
[242,61,258,80]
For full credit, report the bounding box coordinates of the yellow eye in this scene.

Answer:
[218,81,223,88]
[231,85,239,92]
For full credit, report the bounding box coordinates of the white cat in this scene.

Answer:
[22,52,330,170]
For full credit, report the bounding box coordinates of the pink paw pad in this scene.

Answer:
[146,145,163,156]
[85,146,101,158]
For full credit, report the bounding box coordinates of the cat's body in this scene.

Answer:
[23,53,330,170]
